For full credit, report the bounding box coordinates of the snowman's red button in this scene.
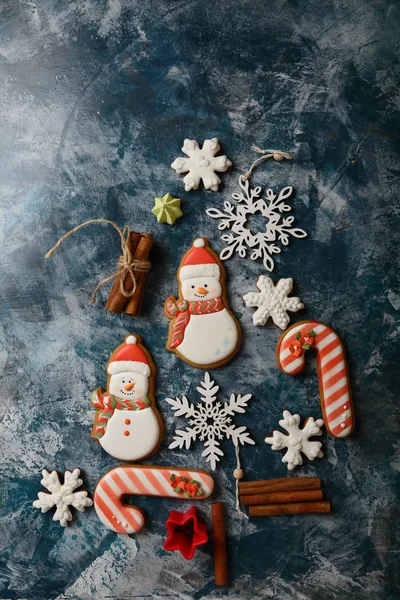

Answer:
[125,419,131,425]
[124,430,130,436]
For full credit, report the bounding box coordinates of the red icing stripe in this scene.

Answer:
[321,352,346,380]
[102,476,142,532]
[124,468,152,495]
[330,415,353,436]
[145,469,169,495]
[112,472,143,531]
[318,338,341,365]
[326,402,351,424]
[324,383,349,406]
[159,469,175,489]
[94,492,128,534]
[323,367,347,391]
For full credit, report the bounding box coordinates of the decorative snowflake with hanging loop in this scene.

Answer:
[166,372,254,471]
[206,176,307,271]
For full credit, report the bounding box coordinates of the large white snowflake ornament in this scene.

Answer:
[243,275,304,329]
[33,468,93,526]
[206,177,307,271]
[166,372,254,470]
[171,138,232,191]
[265,411,324,471]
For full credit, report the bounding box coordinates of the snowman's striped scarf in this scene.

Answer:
[91,391,150,439]
[165,297,224,349]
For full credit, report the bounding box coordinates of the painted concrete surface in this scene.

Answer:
[0,1,399,598]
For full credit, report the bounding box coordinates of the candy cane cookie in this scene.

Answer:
[94,465,214,534]
[276,320,354,438]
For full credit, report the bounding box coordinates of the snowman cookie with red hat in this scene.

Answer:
[165,238,241,368]
[90,335,163,461]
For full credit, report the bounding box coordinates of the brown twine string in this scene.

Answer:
[241,145,294,181]
[45,219,151,304]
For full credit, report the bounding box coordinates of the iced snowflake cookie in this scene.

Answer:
[243,276,303,329]
[206,176,307,271]
[277,321,355,438]
[90,335,163,461]
[33,468,93,526]
[265,411,324,471]
[164,238,241,368]
[94,465,214,534]
[166,372,254,470]
[171,138,232,191]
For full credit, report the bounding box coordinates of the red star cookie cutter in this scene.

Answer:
[164,506,208,559]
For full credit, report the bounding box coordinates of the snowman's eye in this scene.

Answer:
[122,380,125,384]
[191,285,195,289]
[204,284,208,288]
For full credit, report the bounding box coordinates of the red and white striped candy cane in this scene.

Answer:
[277,320,354,438]
[94,465,214,534]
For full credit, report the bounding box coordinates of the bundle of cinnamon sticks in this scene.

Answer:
[239,477,330,517]
[106,231,153,316]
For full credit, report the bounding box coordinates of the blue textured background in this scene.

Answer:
[0,1,399,599]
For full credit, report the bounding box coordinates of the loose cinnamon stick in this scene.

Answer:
[239,477,321,496]
[249,501,331,517]
[212,502,228,586]
[241,489,323,506]
[125,232,153,316]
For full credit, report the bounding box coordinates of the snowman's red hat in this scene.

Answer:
[107,335,151,377]
[180,238,220,281]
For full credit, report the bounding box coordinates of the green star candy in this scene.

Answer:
[152,193,183,225]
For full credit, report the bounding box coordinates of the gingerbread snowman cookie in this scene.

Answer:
[164,238,241,368]
[90,335,163,461]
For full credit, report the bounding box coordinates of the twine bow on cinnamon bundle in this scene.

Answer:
[45,219,153,316]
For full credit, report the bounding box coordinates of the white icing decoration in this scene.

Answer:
[243,276,304,329]
[206,176,307,271]
[99,407,160,461]
[126,335,137,344]
[166,372,255,471]
[193,238,206,248]
[178,310,238,365]
[265,410,324,471]
[33,468,93,526]
[171,138,232,191]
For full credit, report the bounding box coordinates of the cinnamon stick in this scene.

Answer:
[239,477,321,496]
[105,232,153,316]
[249,501,331,517]
[212,502,228,586]
[106,232,141,313]
[125,232,153,316]
[241,489,323,506]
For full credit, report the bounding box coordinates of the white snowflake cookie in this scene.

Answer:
[33,468,93,526]
[265,411,324,471]
[243,276,304,329]
[206,176,307,271]
[171,138,232,191]
[166,372,254,471]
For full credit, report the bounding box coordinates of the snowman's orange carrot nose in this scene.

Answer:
[124,382,135,391]
[197,287,209,295]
